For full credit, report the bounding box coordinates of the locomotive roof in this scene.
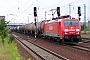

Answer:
[45,18,79,24]
[52,15,71,20]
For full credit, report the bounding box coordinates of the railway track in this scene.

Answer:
[39,37,90,52]
[71,43,90,52]
[27,35,90,52]
[71,38,90,52]
[62,38,90,52]
[13,34,68,60]
[82,38,90,43]
[12,32,90,60]
[14,32,90,53]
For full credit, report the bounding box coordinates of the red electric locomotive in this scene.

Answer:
[44,15,81,43]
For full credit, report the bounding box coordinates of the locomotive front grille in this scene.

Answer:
[64,35,77,39]
[64,35,81,39]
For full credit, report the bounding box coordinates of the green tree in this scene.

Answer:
[86,26,90,31]
[0,18,8,45]
[81,24,90,31]
[81,24,84,31]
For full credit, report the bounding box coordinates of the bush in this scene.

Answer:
[81,24,84,31]
[0,18,8,45]
[81,24,90,31]
[86,26,90,31]
[8,35,14,44]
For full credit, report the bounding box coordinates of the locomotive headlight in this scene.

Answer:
[64,29,68,34]
[64,29,68,32]
[65,32,68,34]
[76,32,79,34]
[76,29,80,31]
[76,29,80,34]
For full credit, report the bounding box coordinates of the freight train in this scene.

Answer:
[11,15,81,43]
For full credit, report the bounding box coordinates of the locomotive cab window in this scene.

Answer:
[64,20,79,26]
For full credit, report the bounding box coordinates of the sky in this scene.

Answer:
[0,0,90,23]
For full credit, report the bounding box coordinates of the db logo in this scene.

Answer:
[49,26,53,30]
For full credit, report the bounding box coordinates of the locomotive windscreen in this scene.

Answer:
[64,20,78,26]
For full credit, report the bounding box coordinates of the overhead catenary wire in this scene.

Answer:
[15,0,30,18]
[4,0,17,9]
[60,0,82,16]
[4,0,33,15]
[61,0,82,7]
[19,0,38,16]
[16,0,30,9]
[60,0,82,15]
[16,0,29,3]
[21,0,30,9]
[61,0,82,14]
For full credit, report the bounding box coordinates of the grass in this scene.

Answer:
[81,31,90,38]
[0,35,23,60]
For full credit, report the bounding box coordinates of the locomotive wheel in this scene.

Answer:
[78,38,82,42]
[61,39,64,43]
[48,36,51,41]
[53,38,57,42]
[59,39,62,43]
